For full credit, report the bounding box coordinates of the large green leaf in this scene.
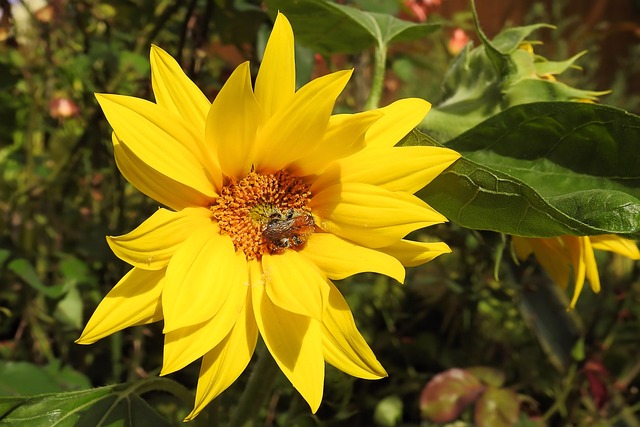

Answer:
[0,361,91,396]
[414,102,640,238]
[265,0,439,54]
[0,380,183,427]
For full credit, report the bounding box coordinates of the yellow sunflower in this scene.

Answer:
[512,235,640,308]
[76,13,460,420]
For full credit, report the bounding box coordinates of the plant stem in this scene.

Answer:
[228,343,280,427]
[541,363,577,422]
[364,43,387,110]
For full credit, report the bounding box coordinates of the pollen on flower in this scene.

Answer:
[210,170,315,260]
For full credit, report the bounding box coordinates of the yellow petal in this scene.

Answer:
[312,146,460,195]
[150,45,210,134]
[184,290,258,421]
[563,236,587,309]
[379,239,451,267]
[113,134,213,210]
[76,267,164,344]
[590,235,640,259]
[292,110,382,177]
[161,253,248,375]
[522,237,572,289]
[262,251,329,321]
[107,207,213,270]
[322,282,387,379]
[311,183,447,248]
[255,70,353,174]
[254,12,295,121]
[365,98,431,149]
[206,62,261,180]
[582,237,601,294]
[511,236,533,261]
[251,268,324,413]
[96,93,218,197]
[302,233,405,282]
[162,230,240,332]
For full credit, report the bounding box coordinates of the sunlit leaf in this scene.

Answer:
[265,0,439,54]
[0,382,175,427]
[414,102,640,238]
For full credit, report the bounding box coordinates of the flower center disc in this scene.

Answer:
[211,171,315,260]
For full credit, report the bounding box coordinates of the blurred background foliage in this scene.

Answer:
[1,0,639,425]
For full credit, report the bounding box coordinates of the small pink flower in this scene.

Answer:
[448,28,470,56]
[49,97,79,119]
[402,0,442,22]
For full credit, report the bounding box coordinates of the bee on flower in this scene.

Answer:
[76,13,460,420]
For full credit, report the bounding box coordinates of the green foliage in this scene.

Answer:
[413,102,640,238]
[0,382,176,427]
[422,20,608,142]
[265,0,439,54]
[1,0,639,425]
[0,360,91,395]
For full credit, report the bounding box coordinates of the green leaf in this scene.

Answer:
[265,0,439,54]
[412,133,587,237]
[533,50,586,76]
[352,0,399,15]
[504,79,607,105]
[54,285,83,329]
[59,256,95,287]
[7,259,67,299]
[415,102,640,238]
[474,387,520,427]
[0,361,91,396]
[0,382,175,427]
[42,362,92,392]
[490,24,554,54]
[74,392,172,427]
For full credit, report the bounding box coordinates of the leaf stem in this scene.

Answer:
[228,342,280,427]
[364,43,387,110]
